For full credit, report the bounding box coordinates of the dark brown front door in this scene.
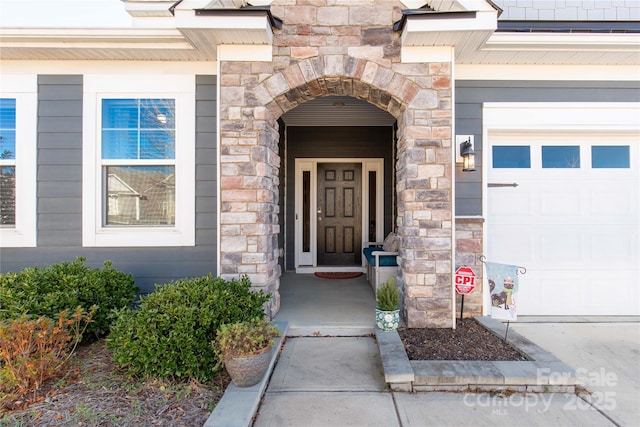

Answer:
[317,163,362,265]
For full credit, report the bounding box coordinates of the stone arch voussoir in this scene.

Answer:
[256,56,419,121]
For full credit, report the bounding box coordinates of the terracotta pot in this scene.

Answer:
[375,308,400,332]
[224,345,272,387]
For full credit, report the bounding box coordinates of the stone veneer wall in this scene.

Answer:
[455,217,484,318]
[218,0,454,327]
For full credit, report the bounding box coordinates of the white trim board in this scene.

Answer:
[294,158,384,272]
[0,75,38,248]
[82,74,196,247]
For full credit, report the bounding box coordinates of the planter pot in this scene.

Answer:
[375,308,400,331]
[224,345,272,387]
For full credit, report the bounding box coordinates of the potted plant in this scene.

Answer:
[375,277,400,331]
[213,318,281,387]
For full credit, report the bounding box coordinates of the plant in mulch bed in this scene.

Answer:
[0,257,138,342]
[0,307,94,410]
[108,274,271,382]
[398,318,528,361]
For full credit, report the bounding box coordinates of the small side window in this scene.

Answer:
[542,146,580,168]
[492,146,531,168]
[592,146,630,168]
[0,98,16,227]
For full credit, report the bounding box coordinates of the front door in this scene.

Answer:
[317,163,362,265]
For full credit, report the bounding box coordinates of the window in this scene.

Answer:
[102,99,175,226]
[542,146,580,168]
[0,76,37,248]
[492,146,531,168]
[83,75,195,247]
[0,99,16,226]
[592,146,630,168]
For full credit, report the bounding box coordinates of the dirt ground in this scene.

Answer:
[0,340,231,427]
[399,318,528,361]
[2,318,526,426]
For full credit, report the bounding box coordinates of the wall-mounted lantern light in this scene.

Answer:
[456,135,476,172]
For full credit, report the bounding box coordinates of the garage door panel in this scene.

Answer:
[590,228,638,263]
[517,273,584,315]
[540,191,581,216]
[589,277,639,316]
[487,226,535,266]
[518,272,638,316]
[487,130,639,316]
[488,189,531,217]
[590,186,635,217]
[540,230,583,263]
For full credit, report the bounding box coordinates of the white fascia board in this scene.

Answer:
[0,28,191,50]
[456,63,640,81]
[456,0,497,13]
[402,46,454,63]
[0,60,215,75]
[485,32,640,52]
[174,9,273,45]
[404,10,497,34]
[483,102,640,131]
[425,0,464,12]
[123,1,176,17]
[174,9,272,32]
[218,45,272,62]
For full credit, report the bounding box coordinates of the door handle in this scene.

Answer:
[488,183,519,188]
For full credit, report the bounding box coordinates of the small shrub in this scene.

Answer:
[0,257,138,340]
[0,307,93,405]
[376,277,400,311]
[107,274,270,381]
[214,318,280,360]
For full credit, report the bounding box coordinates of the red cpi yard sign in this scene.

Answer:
[454,266,476,295]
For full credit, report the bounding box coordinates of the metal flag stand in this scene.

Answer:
[478,255,527,342]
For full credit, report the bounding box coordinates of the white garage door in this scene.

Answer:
[487,132,639,315]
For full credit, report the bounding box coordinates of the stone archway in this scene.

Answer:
[218,1,454,328]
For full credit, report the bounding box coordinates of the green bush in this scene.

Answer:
[0,257,138,340]
[376,277,400,311]
[107,274,270,381]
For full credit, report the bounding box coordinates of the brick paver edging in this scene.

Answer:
[376,316,580,393]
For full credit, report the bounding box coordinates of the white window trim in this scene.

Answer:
[0,75,37,248]
[82,74,195,247]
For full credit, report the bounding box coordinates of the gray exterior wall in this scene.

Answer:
[0,75,218,294]
[284,126,395,271]
[454,80,640,216]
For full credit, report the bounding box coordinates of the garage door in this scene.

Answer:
[487,132,639,315]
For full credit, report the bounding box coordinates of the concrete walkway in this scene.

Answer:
[252,332,623,427]
[206,274,638,426]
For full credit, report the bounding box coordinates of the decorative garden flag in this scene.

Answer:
[485,262,519,321]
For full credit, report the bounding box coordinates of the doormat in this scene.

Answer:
[314,272,363,280]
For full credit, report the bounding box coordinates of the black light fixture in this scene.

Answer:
[459,138,476,172]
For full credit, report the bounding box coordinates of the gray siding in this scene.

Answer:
[284,126,395,270]
[455,80,640,216]
[1,75,218,294]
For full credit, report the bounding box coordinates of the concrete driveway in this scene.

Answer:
[512,321,640,426]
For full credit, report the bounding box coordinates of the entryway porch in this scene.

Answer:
[273,272,376,336]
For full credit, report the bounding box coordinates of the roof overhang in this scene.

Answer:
[0,27,203,61]
[395,3,640,66]
[395,9,499,60]
[0,1,279,61]
[173,6,277,58]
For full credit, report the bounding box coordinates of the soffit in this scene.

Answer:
[0,28,210,61]
[281,96,396,127]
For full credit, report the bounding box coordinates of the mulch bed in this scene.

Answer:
[398,318,528,361]
[1,340,231,426]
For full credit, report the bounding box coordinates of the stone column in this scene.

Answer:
[219,63,281,317]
